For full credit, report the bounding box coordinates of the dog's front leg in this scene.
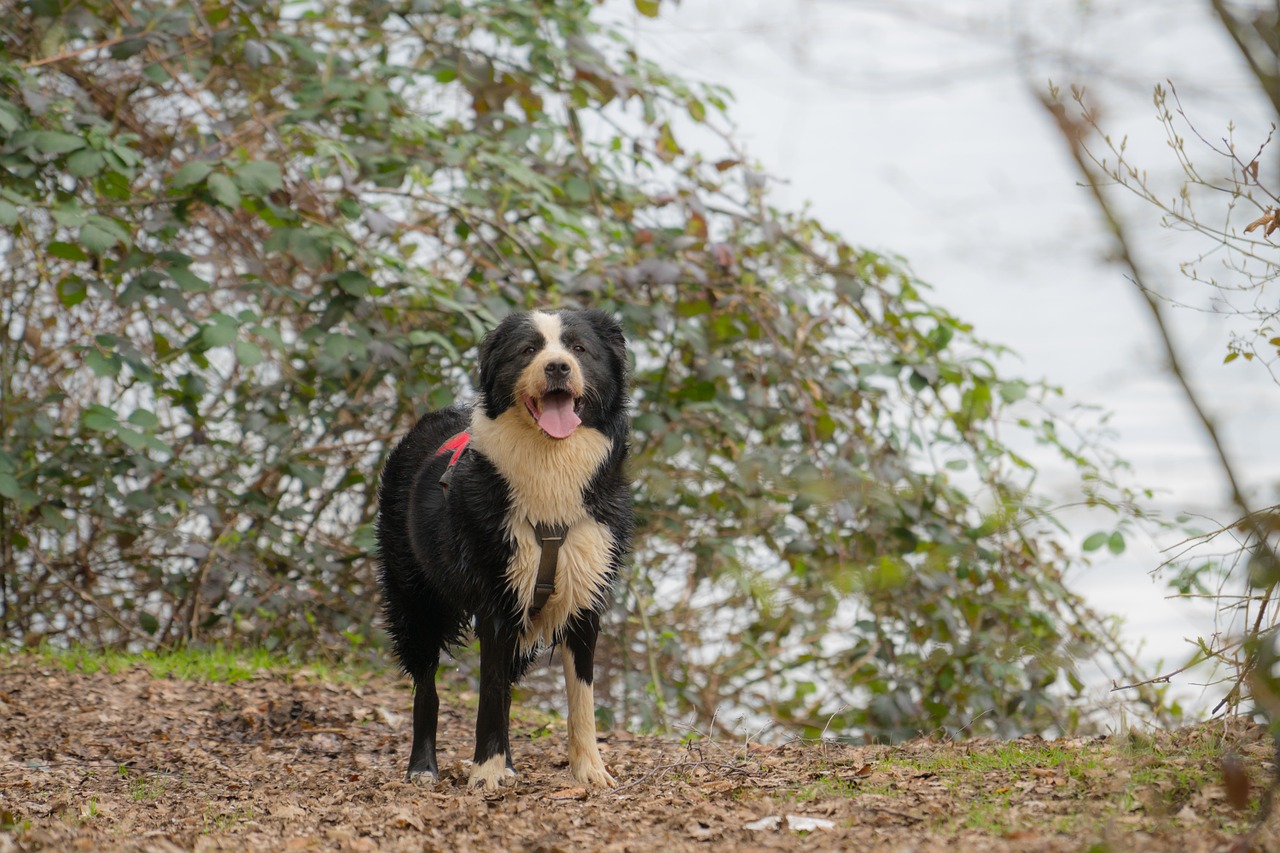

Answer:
[563,612,616,788]
[470,614,518,791]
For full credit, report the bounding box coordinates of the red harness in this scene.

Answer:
[434,431,471,490]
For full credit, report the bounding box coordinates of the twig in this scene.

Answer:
[608,756,754,795]
[21,35,132,68]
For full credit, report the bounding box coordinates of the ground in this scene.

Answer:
[0,652,1277,852]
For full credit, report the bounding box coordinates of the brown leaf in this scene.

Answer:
[1221,753,1251,810]
[1244,209,1279,236]
[700,780,736,793]
[547,787,588,800]
[391,811,424,831]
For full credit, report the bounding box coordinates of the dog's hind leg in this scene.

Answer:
[406,662,440,783]
[562,612,616,788]
[469,614,518,791]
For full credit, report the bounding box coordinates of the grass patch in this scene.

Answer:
[21,643,290,683]
[117,767,175,801]
[789,776,861,802]
[10,642,386,685]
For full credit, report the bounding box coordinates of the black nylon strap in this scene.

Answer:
[530,521,569,618]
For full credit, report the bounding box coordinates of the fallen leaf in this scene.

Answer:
[547,787,588,800]
[1221,753,1250,810]
[785,814,835,832]
[744,815,781,831]
[391,811,424,831]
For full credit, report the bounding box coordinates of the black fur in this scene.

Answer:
[376,308,631,786]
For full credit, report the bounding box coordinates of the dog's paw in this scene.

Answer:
[570,759,616,789]
[405,768,439,786]
[468,755,517,791]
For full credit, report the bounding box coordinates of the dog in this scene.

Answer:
[376,308,632,791]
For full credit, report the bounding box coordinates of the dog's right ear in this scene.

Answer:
[476,322,502,404]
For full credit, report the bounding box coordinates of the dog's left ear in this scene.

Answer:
[587,309,628,374]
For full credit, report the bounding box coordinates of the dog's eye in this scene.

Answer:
[522,346,537,356]
[572,344,586,354]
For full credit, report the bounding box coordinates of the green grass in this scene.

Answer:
[117,767,178,801]
[201,804,256,834]
[766,728,1264,843]
[878,740,1102,780]
[11,642,382,684]
[787,776,861,802]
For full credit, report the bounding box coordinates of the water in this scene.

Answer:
[619,0,1280,716]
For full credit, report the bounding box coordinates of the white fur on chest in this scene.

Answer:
[508,518,615,650]
[469,405,616,649]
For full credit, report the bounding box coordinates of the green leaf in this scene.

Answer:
[234,161,283,196]
[0,103,20,134]
[86,349,119,378]
[0,473,19,500]
[634,0,661,17]
[48,242,88,262]
[1107,531,1126,555]
[207,173,240,208]
[117,427,147,450]
[235,340,264,366]
[202,317,238,348]
[127,409,159,429]
[80,222,119,255]
[1082,531,1108,552]
[56,276,87,307]
[31,130,86,154]
[0,200,16,226]
[169,267,210,292]
[171,160,214,189]
[139,611,160,635]
[82,408,118,432]
[335,271,370,296]
[66,149,105,178]
[999,380,1029,403]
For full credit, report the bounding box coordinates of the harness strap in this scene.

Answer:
[434,431,471,490]
[530,521,570,620]
[434,431,567,621]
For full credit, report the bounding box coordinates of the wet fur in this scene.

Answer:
[376,309,632,790]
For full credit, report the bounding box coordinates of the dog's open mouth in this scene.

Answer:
[524,390,583,439]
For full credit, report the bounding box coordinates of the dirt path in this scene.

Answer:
[0,660,1275,852]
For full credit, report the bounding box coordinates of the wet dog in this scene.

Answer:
[376,309,631,790]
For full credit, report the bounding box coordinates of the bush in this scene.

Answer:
[0,0,1156,738]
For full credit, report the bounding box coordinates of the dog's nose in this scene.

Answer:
[545,360,571,378]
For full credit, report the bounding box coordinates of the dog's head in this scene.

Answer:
[477,309,627,440]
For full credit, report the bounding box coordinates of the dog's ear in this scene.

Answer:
[588,309,628,375]
[476,321,502,403]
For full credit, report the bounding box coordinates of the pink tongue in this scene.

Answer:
[537,394,581,439]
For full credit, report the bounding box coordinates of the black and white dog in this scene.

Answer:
[376,309,632,790]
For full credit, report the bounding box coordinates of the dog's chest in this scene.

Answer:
[507,518,614,649]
